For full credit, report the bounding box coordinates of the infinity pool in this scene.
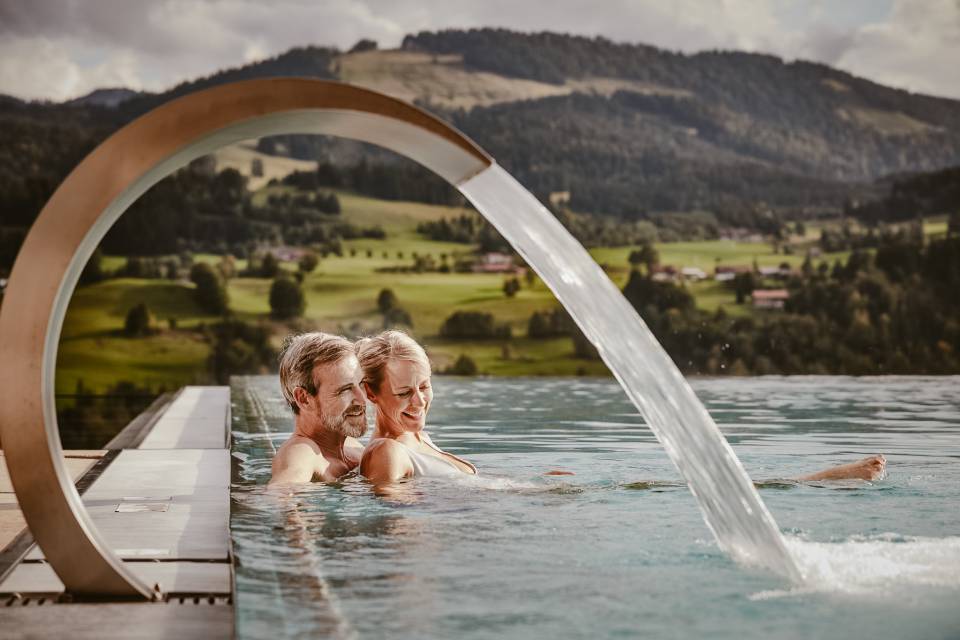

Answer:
[230,376,960,639]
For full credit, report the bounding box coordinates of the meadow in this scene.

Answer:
[53,191,874,393]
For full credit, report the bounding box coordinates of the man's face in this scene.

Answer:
[310,355,367,438]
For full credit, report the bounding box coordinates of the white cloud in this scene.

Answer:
[0,0,957,101]
[834,0,960,96]
[0,36,142,101]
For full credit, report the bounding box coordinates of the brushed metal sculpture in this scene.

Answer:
[0,79,491,598]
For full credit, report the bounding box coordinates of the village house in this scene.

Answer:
[270,246,307,262]
[651,265,679,283]
[548,191,571,207]
[473,252,521,274]
[714,265,751,282]
[680,266,708,281]
[751,289,790,310]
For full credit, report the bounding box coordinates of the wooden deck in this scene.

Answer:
[0,387,234,639]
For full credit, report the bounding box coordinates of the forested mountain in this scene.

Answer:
[3,29,960,271]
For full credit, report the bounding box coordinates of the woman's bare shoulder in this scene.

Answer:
[362,437,406,461]
[361,438,412,480]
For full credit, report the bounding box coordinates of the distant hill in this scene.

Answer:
[3,28,960,271]
[67,88,140,108]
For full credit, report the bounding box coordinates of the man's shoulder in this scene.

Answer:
[273,437,323,470]
[277,435,321,457]
[270,437,326,484]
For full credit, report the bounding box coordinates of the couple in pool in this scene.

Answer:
[269,330,886,486]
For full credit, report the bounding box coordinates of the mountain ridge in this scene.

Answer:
[2,28,958,241]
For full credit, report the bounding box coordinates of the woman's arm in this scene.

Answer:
[360,439,415,484]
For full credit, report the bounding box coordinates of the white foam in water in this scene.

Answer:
[750,534,960,599]
[459,165,802,580]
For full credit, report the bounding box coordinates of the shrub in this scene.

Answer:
[528,309,572,338]
[298,251,319,274]
[377,288,398,314]
[446,354,478,376]
[439,311,512,339]
[189,262,229,315]
[123,302,153,337]
[260,252,280,278]
[383,306,413,329]
[269,276,306,319]
[205,319,274,384]
[79,248,105,285]
[571,327,600,360]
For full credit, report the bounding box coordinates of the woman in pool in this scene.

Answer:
[357,330,885,484]
[358,330,477,482]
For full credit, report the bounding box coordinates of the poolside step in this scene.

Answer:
[0,385,232,605]
[22,449,230,563]
[139,386,230,449]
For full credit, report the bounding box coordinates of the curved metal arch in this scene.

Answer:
[0,78,492,598]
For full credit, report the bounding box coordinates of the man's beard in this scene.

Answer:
[322,403,367,438]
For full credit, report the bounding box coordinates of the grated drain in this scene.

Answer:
[4,593,231,606]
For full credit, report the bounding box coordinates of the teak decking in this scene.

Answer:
[0,386,234,639]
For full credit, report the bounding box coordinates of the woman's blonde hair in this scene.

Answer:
[356,330,430,392]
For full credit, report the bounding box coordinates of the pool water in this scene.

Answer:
[230,376,960,639]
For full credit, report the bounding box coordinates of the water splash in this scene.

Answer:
[751,534,960,599]
[459,164,802,580]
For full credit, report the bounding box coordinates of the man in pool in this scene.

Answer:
[270,332,367,484]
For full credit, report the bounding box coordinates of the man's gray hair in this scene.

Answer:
[278,332,355,414]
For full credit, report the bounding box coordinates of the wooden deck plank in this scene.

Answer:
[25,450,229,562]
[0,453,103,551]
[0,561,231,595]
[139,387,229,450]
[0,453,102,494]
[0,603,233,639]
[0,386,234,633]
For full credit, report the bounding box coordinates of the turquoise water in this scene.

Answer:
[231,376,960,639]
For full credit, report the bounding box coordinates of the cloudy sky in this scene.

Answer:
[1,0,959,102]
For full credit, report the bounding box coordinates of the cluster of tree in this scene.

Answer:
[439,311,512,340]
[502,277,521,297]
[552,209,659,247]
[527,309,573,338]
[845,166,960,225]
[448,91,873,220]
[264,187,341,215]
[269,276,306,319]
[266,157,462,207]
[190,263,229,315]
[618,232,960,374]
[416,214,510,252]
[442,354,479,376]
[817,219,926,253]
[123,302,155,337]
[377,288,413,329]
[204,319,275,384]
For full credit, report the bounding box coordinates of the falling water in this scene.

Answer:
[459,164,802,581]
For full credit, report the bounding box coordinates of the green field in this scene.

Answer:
[54,192,918,392]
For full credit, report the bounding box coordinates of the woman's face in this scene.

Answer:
[368,358,433,434]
